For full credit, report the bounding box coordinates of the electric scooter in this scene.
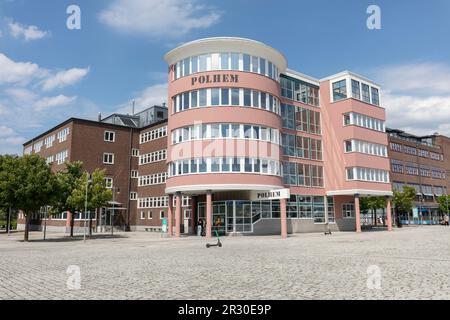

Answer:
[206,230,222,248]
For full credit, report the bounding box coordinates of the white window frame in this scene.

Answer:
[105,177,113,189]
[103,153,115,164]
[104,131,115,142]
[342,203,355,219]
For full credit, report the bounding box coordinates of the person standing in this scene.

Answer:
[444,214,449,226]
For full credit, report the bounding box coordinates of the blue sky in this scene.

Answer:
[1,0,450,154]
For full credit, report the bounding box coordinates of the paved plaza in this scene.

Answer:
[1,226,450,300]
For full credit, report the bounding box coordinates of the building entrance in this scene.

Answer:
[199,200,255,235]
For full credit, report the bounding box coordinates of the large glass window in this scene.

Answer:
[220,53,229,70]
[281,75,319,107]
[172,88,280,115]
[281,104,295,130]
[351,79,360,99]
[361,83,370,103]
[282,162,297,185]
[332,80,347,101]
[371,87,379,105]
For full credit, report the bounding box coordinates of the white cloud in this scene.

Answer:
[35,95,77,111]
[41,67,90,91]
[116,83,167,114]
[0,125,25,154]
[0,125,15,138]
[8,21,50,41]
[374,62,450,136]
[377,63,450,95]
[0,53,41,85]
[0,52,91,155]
[99,0,222,38]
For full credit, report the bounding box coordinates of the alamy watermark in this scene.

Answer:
[367,5,381,30]
[66,265,81,290]
[66,5,81,30]
[366,265,382,290]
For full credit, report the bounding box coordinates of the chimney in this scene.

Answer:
[162,102,166,108]
[98,112,102,122]
[132,99,136,115]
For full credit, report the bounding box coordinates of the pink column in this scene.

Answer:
[191,196,197,235]
[175,193,181,238]
[355,195,361,233]
[280,198,287,239]
[386,198,393,231]
[168,195,173,236]
[206,191,212,238]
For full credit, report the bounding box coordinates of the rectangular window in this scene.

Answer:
[342,203,355,218]
[351,80,360,100]
[211,88,220,106]
[244,89,251,106]
[105,177,113,188]
[191,56,198,73]
[191,91,198,108]
[199,89,207,106]
[332,80,347,101]
[243,54,251,71]
[103,153,114,164]
[104,131,115,142]
[130,192,138,200]
[231,88,240,105]
[221,53,229,70]
[232,158,241,172]
[361,83,370,103]
[199,55,207,72]
[251,56,259,73]
[371,87,379,105]
[221,88,229,105]
[260,58,266,75]
[231,53,240,70]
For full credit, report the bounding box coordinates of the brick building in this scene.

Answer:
[17,106,169,233]
[387,128,450,224]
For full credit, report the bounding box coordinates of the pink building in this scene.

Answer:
[164,37,393,238]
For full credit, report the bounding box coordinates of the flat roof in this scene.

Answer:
[23,117,167,147]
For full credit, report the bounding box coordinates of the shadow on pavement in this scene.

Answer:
[19,234,128,243]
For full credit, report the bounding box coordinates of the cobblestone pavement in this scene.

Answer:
[1,226,450,300]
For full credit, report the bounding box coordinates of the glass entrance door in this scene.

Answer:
[235,201,253,232]
[212,202,226,235]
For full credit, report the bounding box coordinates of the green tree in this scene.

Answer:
[437,195,450,215]
[393,186,416,215]
[360,196,386,226]
[0,155,18,232]
[50,161,84,237]
[1,155,56,241]
[67,169,112,236]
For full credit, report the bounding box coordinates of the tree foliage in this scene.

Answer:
[393,186,416,214]
[50,161,84,236]
[437,195,450,215]
[0,155,56,241]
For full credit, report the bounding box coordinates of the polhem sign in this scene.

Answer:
[250,189,290,201]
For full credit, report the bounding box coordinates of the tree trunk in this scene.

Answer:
[5,208,10,233]
[70,213,75,237]
[24,212,30,242]
[373,209,377,226]
[89,210,93,237]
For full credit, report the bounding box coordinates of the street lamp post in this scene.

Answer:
[83,174,91,244]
